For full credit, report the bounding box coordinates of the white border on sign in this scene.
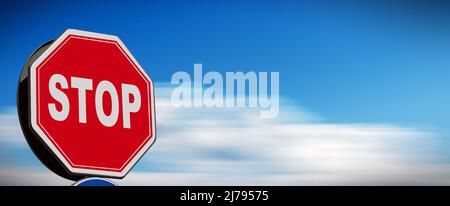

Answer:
[29,29,157,178]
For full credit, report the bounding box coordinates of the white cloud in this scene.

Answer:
[0,169,72,186]
[0,84,449,185]
[0,107,27,145]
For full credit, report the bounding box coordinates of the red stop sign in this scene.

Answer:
[28,29,156,178]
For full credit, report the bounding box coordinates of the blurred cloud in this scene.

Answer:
[0,107,27,144]
[0,84,449,185]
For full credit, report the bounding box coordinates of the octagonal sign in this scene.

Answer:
[24,29,156,178]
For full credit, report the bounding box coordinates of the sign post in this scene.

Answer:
[18,29,156,181]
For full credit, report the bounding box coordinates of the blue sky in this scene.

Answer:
[1,1,450,185]
[2,1,450,124]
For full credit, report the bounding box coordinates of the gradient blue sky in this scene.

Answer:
[2,1,450,122]
[1,1,450,185]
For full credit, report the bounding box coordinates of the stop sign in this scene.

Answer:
[18,29,156,179]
